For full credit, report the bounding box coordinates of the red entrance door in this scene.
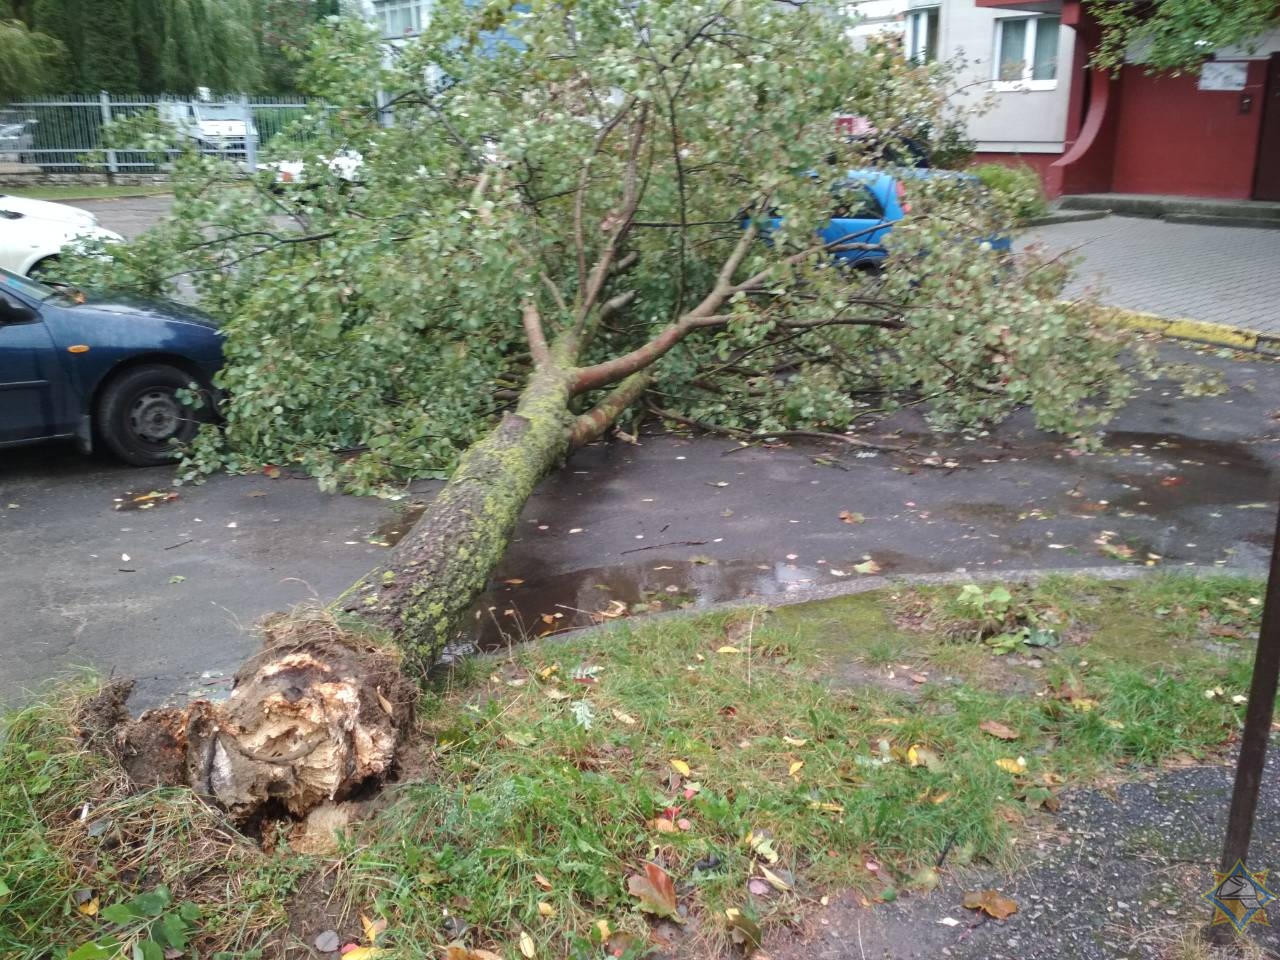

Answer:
[1255,53,1280,201]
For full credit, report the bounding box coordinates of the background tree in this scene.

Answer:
[0,2,65,97]
[1089,0,1280,73]
[82,0,141,90]
[68,0,1141,673]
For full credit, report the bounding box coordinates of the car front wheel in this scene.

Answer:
[95,364,208,466]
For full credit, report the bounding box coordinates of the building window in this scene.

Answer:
[906,8,939,64]
[375,0,424,38]
[993,15,1060,89]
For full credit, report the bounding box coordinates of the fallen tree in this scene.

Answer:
[69,0,1144,817]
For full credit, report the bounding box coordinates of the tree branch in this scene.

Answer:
[569,372,652,446]
[522,300,551,367]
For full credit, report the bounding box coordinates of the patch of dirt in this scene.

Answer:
[283,869,356,958]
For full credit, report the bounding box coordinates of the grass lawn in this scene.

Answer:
[0,574,1267,959]
[0,184,171,203]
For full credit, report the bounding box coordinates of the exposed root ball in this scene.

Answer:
[110,613,416,823]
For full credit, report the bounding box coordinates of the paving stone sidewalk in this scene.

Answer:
[1020,216,1280,337]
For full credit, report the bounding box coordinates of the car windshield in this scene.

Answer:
[0,266,55,301]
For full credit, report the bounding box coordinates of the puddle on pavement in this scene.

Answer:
[459,549,945,654]
[368,502,428,547]
[1092,431,1273,514]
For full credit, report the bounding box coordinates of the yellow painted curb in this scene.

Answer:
[1089,306,1279,355]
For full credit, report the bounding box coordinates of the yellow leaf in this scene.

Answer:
[76,896,99,917]
[782,736,808,747]
[611,709,637,726]
[670,759,692,777]
[808,801,844,813]
[995,757,1027,774]
[716,645,742,654]
[760,865,791,891]
[907,745,920,767]
[538,901,555,918]
[537,664,559,679]
[594,919,612,943]
[343,949,383,960]
[1071,698,1098,712]
[931,791,951,805]
[519,930,536,958]
[853,559,881,575]
[788,760,805,778]
[376,688,394,716]
[360,914,388,945]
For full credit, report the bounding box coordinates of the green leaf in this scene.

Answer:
[101,903,138,925]
[131,886,172,917]
[67,942,120,960]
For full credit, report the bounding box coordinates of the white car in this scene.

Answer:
[0,194,123,277]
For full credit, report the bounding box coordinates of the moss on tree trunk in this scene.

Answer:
[345,370,577,669]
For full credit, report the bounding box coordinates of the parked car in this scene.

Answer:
[0,268,223,465]
[0,119,35,161]
[761,168,1011,267]
[0,194,123,277]
[157,99,259,161]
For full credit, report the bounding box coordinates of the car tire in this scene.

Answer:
[95,364,208,467]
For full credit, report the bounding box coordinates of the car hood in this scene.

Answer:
[0,194,98,227]
[61,293,223,331]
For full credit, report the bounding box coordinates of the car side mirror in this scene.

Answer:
[0,294,37,325]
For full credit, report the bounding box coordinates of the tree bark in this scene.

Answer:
[344,368,578,670]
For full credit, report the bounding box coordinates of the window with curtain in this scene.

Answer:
[993,15,1060,87]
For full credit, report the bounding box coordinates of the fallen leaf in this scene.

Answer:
[759,865,791,891]
[376,688,394,716]
[650,818,677,833]
[907,744,944,772]
[963,889,1018,920]
[504,578,525,585]
[670,759,692,777]
[911,866,940,891]
[544,688,571,702]
[445,946,503,960]
[519,930,536,958]
[748,878,771,897]
[537,901,554,918]
[995,757,1027,775]
[807,801,844,813]
[788,760,805,778]
[724,908,762,955]
[716,645,742,654]
[533,873,553,891]
[593,919,611,944]
[361,914,388,945]
[782,736,808,747]
[747,831,779,864]
[167,575,186,585]
[677,818,692,831]
[909,673,928,684]
[73,890,98,917]
[314,931,340,953]
[853,559,881,575]
[937,917,962,927]
[979,720,1020,741]
[838,511,866,524]
[341,949,382,960]
[626,862,681,920]
[611,709,637,726]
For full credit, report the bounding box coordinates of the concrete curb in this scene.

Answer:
[1098,306,1280,356]
[12,191,172,204]
[1022,209,1109,228]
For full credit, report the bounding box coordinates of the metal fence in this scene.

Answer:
[0,93,332,174]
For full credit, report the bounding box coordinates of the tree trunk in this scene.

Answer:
[344,368,578,670]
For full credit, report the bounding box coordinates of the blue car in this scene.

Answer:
[767,169,1012,267]
[0,268,223,466]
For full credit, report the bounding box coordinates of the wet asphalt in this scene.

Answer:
[1,342,1278,709]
